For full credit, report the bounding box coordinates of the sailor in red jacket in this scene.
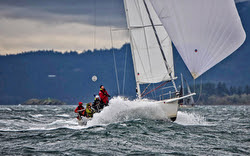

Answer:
[74,102,86,119]
[99,85,110,107]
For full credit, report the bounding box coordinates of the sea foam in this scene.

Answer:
[175,111,209,126]
[87,96,169,126]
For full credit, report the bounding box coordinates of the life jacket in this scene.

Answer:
[85,103,95,117]
[93,99,101,106]
[78,105,84,110]
[99,89,109,104]
[86,107,94,117]
[75,105,86,116]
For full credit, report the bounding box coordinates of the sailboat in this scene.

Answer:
[179,73,195,108]
[123,0,245,121]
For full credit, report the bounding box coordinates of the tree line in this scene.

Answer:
[0,42,249,105]
[190,82,250,105]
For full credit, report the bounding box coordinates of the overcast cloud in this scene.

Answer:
[0,0,128,54]
[0,0,247,54]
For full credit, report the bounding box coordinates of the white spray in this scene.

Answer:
[87,96,169,126]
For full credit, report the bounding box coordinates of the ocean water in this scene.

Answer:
[0,97,249,155]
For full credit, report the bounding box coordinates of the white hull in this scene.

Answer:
[156,93,196,121]
[158,100,179,121]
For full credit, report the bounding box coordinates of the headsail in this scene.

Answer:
[124,0,174,84]
[150,0,246,79]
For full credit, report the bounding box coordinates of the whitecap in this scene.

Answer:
[0,107,12,111]
[120,123,127,127]
[31,114,44,118]
[175,111,210,126]
[56,114,70,117]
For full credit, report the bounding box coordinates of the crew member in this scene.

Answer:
[85,103,95,118]
[74,102,85,120]
[99,85,110,106]
[92,95,102,112]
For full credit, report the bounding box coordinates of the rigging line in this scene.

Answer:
[109,0,120,95]
[111,28,129,31]
[93,0,96,50]
[152,83,157,99]
[141,83,151,96]
[160,36,170,45]
[143,0,178,93]
[141,81,168,98]
[110,27,120,95]
[122,44,128,95]
[111,25,165,32]
[130,24,163,29]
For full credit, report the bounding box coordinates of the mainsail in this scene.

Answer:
[150,0,246,79]
[124,0,174,84]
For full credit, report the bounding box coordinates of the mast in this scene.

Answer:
[123,0,142,98]
[142,0,178,93]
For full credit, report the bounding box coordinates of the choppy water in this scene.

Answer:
[0,97,249,155]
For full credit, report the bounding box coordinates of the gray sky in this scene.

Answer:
[0,0,247,55]
[0,0,128,54]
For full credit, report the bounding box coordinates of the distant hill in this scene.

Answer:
[22,98,67,105]
[0,40,249,105]
[0,45,136,105]
[0,2,249,105]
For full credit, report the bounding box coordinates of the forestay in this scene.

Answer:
[124,0,174,84]
[150,0,246,79]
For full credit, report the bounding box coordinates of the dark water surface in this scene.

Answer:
[0,98,249,155]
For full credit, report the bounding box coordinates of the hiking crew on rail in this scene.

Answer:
[75,85,111,120]
[92,95,101,112]
[99,85,110,107]
[74,102,86,120]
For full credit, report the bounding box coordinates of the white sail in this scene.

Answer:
[150,0,246,79]
[124,0,174,84]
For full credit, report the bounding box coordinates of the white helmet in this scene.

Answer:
[95,95,100,99]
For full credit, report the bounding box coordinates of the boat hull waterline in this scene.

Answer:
[157,93,196,121]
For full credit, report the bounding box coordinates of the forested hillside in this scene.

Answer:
[0,42,249,105]
[0,44,136,104]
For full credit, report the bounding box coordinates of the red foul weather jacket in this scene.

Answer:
[99,89,110,104]
[74,106,85,116]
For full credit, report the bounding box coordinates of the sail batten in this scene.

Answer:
[150,0,246,79]
[124,0,174,84]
